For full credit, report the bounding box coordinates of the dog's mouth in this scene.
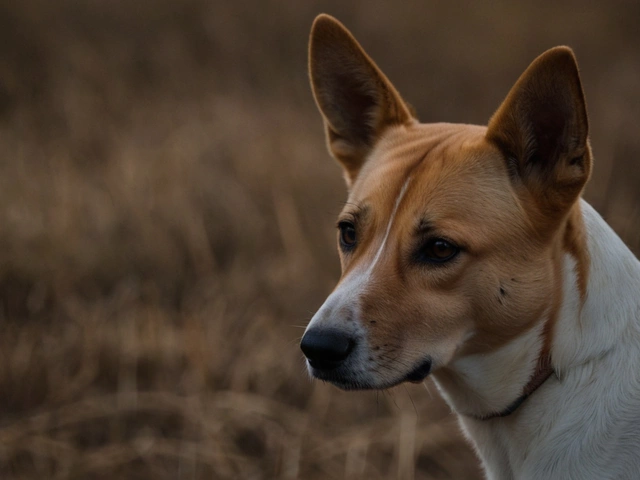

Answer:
[404,358,433,383]
[308,356,433,390]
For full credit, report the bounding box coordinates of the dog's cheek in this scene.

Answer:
[465,257,554,349]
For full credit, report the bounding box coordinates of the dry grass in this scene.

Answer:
[0,1,638,478]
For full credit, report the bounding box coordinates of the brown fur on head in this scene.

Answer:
[305,14,591,389]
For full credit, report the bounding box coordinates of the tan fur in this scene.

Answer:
[337,123,566,358]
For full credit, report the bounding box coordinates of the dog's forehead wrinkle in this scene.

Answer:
[353,122,487,193]
[340,201,369,222]
[416,218,434,234]
[342,201,365,213]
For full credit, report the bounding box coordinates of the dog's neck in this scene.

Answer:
[432,200,640,476]
[433,312,551,418]
[472,351,555,421]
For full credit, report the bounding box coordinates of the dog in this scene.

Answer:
[299,14,640,480]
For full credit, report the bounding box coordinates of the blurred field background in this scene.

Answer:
[0,1,638,479]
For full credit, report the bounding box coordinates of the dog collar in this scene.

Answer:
[474,353,555,421]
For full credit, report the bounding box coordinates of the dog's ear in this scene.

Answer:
[309,14,414,186]
[486,47,591,225]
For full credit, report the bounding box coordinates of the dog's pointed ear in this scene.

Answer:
[486,47,591,223]
[309,14,415,186]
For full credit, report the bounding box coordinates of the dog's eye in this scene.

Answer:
[419,238,459,263]
[338,221,357,249]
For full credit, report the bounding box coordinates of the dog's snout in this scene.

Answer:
[300,328,355,369]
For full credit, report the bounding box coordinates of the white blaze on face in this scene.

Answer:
[306,176,412,333]
[366,175,412,278]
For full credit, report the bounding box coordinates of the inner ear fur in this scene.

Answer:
[309,14,415,186]
[486,46,591,223]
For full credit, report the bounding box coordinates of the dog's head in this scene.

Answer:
[300,14,591,390]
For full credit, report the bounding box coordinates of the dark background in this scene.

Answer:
[0,1,638,478]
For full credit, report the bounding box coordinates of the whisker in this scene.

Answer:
[404,384,419,417]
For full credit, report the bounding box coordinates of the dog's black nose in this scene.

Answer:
[300,328,355,369]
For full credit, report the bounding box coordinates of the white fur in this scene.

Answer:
[437,320,545,416]
[443,200,640,480]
